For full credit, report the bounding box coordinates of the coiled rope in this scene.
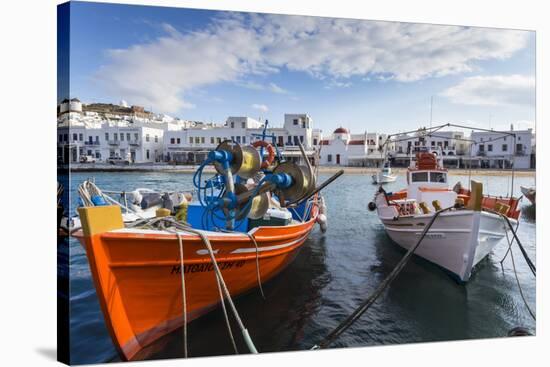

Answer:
[311,205,455,349]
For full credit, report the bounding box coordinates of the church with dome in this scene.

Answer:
[318,127,390,167]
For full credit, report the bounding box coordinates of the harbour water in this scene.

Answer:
[60,171,536,364]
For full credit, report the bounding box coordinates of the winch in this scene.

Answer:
[193,138,318,230]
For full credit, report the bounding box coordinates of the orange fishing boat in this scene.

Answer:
[73,136,341,360]
[74,202,318,360]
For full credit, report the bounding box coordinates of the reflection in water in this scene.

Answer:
[63,172,536,364]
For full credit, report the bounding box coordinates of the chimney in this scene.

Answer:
[510,123,514,131]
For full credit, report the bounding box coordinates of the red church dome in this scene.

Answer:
[333,127,349,134]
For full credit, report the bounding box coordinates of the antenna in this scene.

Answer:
[429,96,433,129]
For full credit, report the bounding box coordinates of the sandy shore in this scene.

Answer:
[67,163,535,176]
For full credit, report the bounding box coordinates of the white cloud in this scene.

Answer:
[251,103,269,112]
[268,82,288,94]
[236,81,288,94]
[442,75,535,106]
[94,13,531,113]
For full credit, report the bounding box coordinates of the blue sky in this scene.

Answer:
[62,1,536,134]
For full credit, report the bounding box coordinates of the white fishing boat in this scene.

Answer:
[372,162,397,184]
[520,186,536,205]
[369,149,521,282]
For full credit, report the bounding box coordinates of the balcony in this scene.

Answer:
[515,150,526,156]
[108,140,120,146]
[85,141,100,146]
[129,140,141,146]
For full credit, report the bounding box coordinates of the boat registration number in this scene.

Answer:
[170,260,246,274]
[417,232,445,239]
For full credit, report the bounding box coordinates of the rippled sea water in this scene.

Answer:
[59,171,536,364]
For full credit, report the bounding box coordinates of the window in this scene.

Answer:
[502,144,508,152]
[195,137,200,144]
[294,136,299,145]
[155,135,158,143]
[114,133,118,141]
[134,133,138,141]
[479,144,485,152]
[287,136,292,144]
[242,122,246,128]
[210,137,215,144]
[313,138,318,146]
[236,136,241,143]
[411,172,429,182]
[146,149,150,160]
[189,137,193,144]
[145,134,150,142]
[73,133,77,141]
[242,136,246,144]
[79,133,83,141]
[516,143,523,153]
[430,172,447,183]
[105,133,109,141]
[59,134,63,142]
[120,133,124,141]
[431,141,435,146]
[300,135,304,143]
[87,150,92,156]
[88,136,93,143]
[170,138,175,144]
[95,136,99,143]
[327,154,332,162]
[230,121,234,128]
[504,137,507,142]
[293,119,298,125]
[488,144,493,152]
[231,136,235,141]
[518,136,521,141]
[177,138,181,144]
[201,137,205,144]
[126,133,130,141]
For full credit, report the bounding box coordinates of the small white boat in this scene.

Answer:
[520,186,536,205]
[372,162,397,184]
[370,150,521,282]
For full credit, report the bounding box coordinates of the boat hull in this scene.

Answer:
[76,215,317,360]
[372,174,397,184]
[380,210,514,282]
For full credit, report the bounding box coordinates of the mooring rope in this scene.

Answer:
[311,205,455,349]
[214,273,239,354]
[245,233,265,299]
[174,232,189,358]
[154,217,258,354]
[504,228,536,320]
[495,212,536,276]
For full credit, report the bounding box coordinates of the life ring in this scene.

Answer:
[252,140,276,169]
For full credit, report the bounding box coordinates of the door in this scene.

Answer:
[336,154,341,165]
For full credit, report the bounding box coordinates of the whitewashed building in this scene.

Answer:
[469,126,534,169]
[318,127,389,167]
[164,114,319,164]
[57,99,180,164]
